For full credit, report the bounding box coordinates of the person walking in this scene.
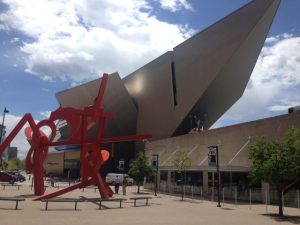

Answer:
[50,175,55,187]
[122,176,128,195]
[114,176,121,194]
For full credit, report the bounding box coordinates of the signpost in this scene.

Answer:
[152,154,159,196]
[208,145,221,207]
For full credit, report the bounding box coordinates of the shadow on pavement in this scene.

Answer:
[220,207,234,210]
[132,192,152,195]
[172,199,202,204]
[261,213,300,224]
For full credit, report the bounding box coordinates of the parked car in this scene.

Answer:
[7,171,26,182]
[0,171,18,184]
[105,173,134,185]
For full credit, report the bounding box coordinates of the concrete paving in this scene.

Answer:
[0,177,299,225]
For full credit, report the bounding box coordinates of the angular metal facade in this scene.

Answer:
[55,0,280,155]
[124,0,281,139]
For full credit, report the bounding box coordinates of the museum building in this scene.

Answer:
[43,0,298,204]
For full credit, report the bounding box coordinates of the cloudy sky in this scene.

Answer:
[0,0,299,158]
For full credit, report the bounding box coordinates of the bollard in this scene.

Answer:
[297,190,299,209]
[191,186,194,200]
[265,190,268,213]
[222,187,224,206]
[200,186,203,201]
[249,188,252,210]
[282,192,284,209]
[235,187,237,208]
[31,177,34,191]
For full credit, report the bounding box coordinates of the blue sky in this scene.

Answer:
[0,0,299,158]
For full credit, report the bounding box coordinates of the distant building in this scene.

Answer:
[0,124,6,144]
[7,146,18,160]
[0,124,9,161]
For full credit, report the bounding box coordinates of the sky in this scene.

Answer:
[0,0,299,159]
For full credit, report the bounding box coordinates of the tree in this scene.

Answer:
[6,158,25,171]
[168,149,192,200]
[128,152,153,193]
[249,127,300,216]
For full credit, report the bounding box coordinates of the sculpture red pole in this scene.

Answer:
[0,73,152,200]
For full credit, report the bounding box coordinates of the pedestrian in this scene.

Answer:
[122,176,128,195]
[50,175,55,187]
[114,176,120,194]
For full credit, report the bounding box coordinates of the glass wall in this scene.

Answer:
[64,159,80,179]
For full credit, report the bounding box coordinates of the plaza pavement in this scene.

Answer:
[0,177,299,225]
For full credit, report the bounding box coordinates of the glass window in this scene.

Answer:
[160,171,168,181]
[64,159,80,169]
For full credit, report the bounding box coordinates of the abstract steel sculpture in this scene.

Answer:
[0,73,151,200]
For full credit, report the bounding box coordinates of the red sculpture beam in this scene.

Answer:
[0,73,152,200]
[0,114,52,195]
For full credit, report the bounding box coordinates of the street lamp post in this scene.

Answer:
[0,107,9,144]
[0,107,9,170]
[152,154,159,196]
[208,145,221,207]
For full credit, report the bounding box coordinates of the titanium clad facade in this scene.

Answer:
[124,0,281,139]
[123,51,176,140]
[49,0,281,175]
[173,0,281,134]
[56,72,138,138]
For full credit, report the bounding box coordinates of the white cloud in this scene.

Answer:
[39,111,51,118]
[10,37,19,43]
[1,114,31,159]
[0,23,9,30]
[1,114,54,159]
[157,0,193,12]
[268,99,300,112]
[265,36,278,44]
[212,34,300,128]
[265,33,293,44]
[0,0,193,82]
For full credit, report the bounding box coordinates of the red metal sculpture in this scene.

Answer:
[0,73,151,200]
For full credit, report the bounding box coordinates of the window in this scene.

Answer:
[171,62,178,106]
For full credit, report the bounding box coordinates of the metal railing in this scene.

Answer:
[154,180,300,209]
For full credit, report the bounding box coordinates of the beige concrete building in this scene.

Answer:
[144,110,300,202]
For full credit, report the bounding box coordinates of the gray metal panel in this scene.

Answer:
[123,52,176,139]
[173,0,281,131]
[124,0,280,140]
[55,73,137,137]
[174,0,281,132]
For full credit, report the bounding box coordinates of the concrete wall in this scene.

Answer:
[44,152,64,175]
[145,111,300,182]
[146,111,300,172]
[44,150,81,176]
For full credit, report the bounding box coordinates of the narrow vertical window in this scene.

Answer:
[171,62,178,106]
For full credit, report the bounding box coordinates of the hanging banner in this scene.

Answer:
[208,149,216,167]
